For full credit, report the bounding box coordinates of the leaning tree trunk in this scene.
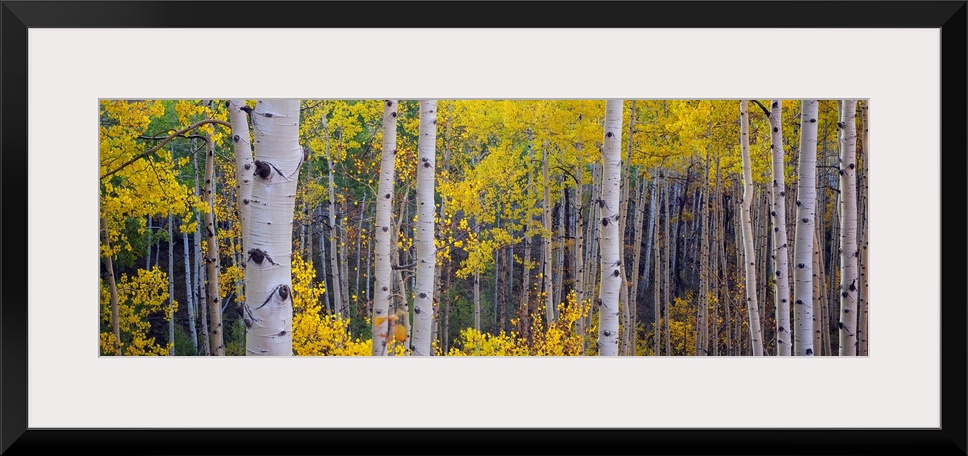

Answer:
[838,100,859,356]
[739,100,765,356]
[767,100,792,356]
[202,136,224,356]
[794,100,819,356]
[412,100,437,356]
[242,100,301,356]
[597,99,624,356]
[372,100,398,356]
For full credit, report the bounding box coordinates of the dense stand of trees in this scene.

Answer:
[99,99,868,356]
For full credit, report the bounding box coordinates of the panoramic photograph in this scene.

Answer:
[98,99,868,357]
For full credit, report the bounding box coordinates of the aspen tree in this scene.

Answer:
[412,100,437,356]
[597,99,624,356]
[767,100,792,356]
[794,100,819,356]
[100,215,122,355]
[242,100,301,356]
[858,101,869,356]
[321,115,347,319]
[372,100,398,356]
[838,100,859,356]
[739,100,765,356]
[202,136,224,356]
[167,214,175,355]
[542,142,555,324]
[182,230,198,354]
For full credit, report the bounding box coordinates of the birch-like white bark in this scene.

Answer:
[739,101,765,356]
[767,101,793,356]
[542,144,554,324]
[243,100,301,356]
[794,100,818,356]
[412,101,437,356]
[320,116,347,319]
[182,230,198,354]
[372,100,398,356]
[203,137,224,356]
[838,100,859,356]
[597,99,623,356]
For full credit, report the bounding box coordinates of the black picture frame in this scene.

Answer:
[2,1,965,455]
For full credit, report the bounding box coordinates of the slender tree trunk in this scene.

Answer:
[597,99,624,356]
[555,191,566,315]
[411,100,437,355]
[167,215,175,355]
[765,100,793,356]
[573,160,586,350]
[858,100,869,356]
[640,169,658,300]
[698,148,710,356]
[653,182,662,356]
[355,197,366,311]
[584,162,601,341]
[663,174,672,356]
[201,136,224,356]
[838,100,859,356]
[542,143,555,324]
[520,139,535,341]
[318,208,330,313]
[372,100,398,356]
[181,229,198,354]
[739,100,765,356]
[794,100,819,356]
[320,117,347,320]
[813,221,826,355]
[100,216,122,355]
[712,158,722,356]
[629,178,646,354]
[241,100,301,356]
[194,152,210,356]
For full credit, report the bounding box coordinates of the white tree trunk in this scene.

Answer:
[412,101,437,356]
[320,116,346,319]
[243,100,301,356]
[739,100,765,356]
[182,229,198,354]
[838,100,859,356]
[858,100,869,356]
[168,214,175,355]
[542,143,555,324]
[597,99,624,356]
[794,100,819,356]
[372,100,398,356]
[767,101,792,356]
[203,137,224,356]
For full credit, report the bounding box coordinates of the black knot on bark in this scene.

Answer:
[414,307,421,314]
[603,330,612,337]
[382,226,388,232]
[775,270,781,276]
[243,199,250,205]
[778,326,785,332]
[795,299,803,305]
[240,105,253,114]
[419,292,427,299]
[386,101,393,107]
[805,348,813,355]
[391,112,397,118]
[278,330,287,336]
[233,134,240,142]
[809,118,816,123]
[802,218,809,223]
[798,263,805,269]
[254,161,271,179]
[841,291,849,298]
[605,131,613,138]
[796,200,801,206]
[612,269,620,277]
[424,162,431,168]
[848,163,855,170]
[770,211,777,216]
[244,163,251,170]
[278,285,289,300]
[773,127,779,133]
[382,286,388,292]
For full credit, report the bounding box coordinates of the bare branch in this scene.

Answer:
[101,119,231,180]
